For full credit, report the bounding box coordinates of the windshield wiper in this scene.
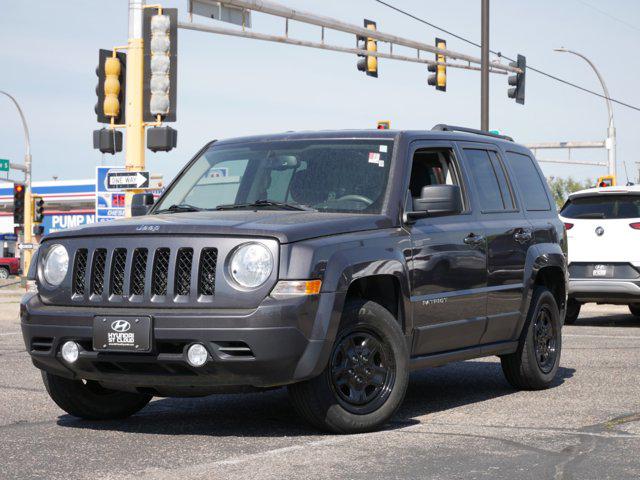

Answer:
[216,199,314,211]
[154,203,203,214]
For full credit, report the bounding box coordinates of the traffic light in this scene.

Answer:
[32,196,45,224]
[143,8,178,123]
[13,183,25,225]
[597,175,615,187]
[377,121,391,130]
[427,38,447,91]
[356,19,378,78]
[507,54,526,105]
[94,49,126,124]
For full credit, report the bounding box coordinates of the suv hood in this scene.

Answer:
[44,210,395,244]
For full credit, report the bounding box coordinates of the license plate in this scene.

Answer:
[592,264,612,277]
[93,316,152,352]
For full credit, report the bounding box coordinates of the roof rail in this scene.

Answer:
[431,124,514,142]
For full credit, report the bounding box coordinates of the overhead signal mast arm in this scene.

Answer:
[182,0,522,76]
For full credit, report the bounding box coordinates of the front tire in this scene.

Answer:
[501,287,562,390]
[0,267,9,280]
[629,304,640,317]
[42,372,152,420]
[288,300,409,433]
[564,298,581,325]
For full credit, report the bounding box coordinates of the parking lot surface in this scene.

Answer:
[1,289,638,480]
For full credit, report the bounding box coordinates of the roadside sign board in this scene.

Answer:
[0,159,9,172]
[96,167,128,222]
[190,0,252,27]
[106,171,150,190]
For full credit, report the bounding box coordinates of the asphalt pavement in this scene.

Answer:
[1,289,639,480]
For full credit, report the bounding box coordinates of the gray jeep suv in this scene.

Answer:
[21,125,567,433]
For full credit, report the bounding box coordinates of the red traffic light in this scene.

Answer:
[599,182,607,188]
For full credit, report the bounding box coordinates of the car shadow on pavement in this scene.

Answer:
[574,313,640,328]
[56,359,575,437]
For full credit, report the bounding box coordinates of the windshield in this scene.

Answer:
[561,194,640,219]
[154,139,394,214]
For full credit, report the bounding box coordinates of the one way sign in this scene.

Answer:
[106,171,150,190]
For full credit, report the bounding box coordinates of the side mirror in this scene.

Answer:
[405,185,462,221]
[131,193,155,217]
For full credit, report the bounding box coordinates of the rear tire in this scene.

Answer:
[629,304,640,317]
[42,371,152,420]
[564,298,581,325]
[288,300,409,433]
[501,287,562,390]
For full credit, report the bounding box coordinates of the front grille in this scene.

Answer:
[72,249,88,295]
[130,248,148,296]
[90,249,107,296]
[110,249,127,296]
[73,245,215,304]
[198,248,218,296]
[152,248,170,296]
[175,248,194,296]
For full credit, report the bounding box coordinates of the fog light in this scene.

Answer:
[186,343,208,367]
[61,341,79,363]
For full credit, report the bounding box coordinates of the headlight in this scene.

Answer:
[43,244,69,286]
[229,242,273,288]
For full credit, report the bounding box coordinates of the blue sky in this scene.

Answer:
[1,0,639,185]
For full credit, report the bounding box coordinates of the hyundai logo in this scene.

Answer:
[595,226,605,236]
[111,320,131,333]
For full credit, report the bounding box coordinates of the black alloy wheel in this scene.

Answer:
[533,305,558,374]
[329,329,395,415]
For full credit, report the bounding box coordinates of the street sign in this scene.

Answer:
[190,0,252,27]
[18,243,36,250]
[106,171,149,190]
[96,167,127,222]
[0,159,9,172]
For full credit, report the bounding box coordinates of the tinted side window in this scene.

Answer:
[488,151,515,210]
[505,152,551,211]
[463,149,504,211]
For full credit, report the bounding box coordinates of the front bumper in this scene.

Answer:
[21,291,343,396]
[569,279,640,304]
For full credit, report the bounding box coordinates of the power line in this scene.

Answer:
[373,0,640,112]
[574,0,640,34]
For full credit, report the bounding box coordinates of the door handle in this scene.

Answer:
[514,229,533,243]
[464,233,485,246]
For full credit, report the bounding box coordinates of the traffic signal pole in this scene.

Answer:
[0,90,33,282]
[125,0,146,215]
[480,0,489,131]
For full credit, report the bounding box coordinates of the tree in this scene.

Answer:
[546,176,592,209]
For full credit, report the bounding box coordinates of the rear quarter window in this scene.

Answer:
[561,194,640,219]
[504,152,551,211]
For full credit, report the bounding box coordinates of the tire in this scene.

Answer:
[564,298,581,325]
[501,287,562,390]
[0,267,9,280]
[288,300,409,433]
[42,371,152,420]
[629,304,640,317]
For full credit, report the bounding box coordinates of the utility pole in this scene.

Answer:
[480,0,490,131]
[0,91,32,283]
[125,0,146,215]
[554,48,616,178]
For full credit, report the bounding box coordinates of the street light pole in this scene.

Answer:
[480,0,490,131]
[554,48,616,179]
[0,90,33,281]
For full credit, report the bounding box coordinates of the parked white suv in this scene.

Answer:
[559,185,640,323]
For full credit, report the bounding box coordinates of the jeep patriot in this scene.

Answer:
[21,125,568,433]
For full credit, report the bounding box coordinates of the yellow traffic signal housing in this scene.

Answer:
[597,175,615,187]
[94,49,126,124]
[428,37,447,91]
[377,121,391,130]
[103,56,122,119]
[357,19,378,78]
